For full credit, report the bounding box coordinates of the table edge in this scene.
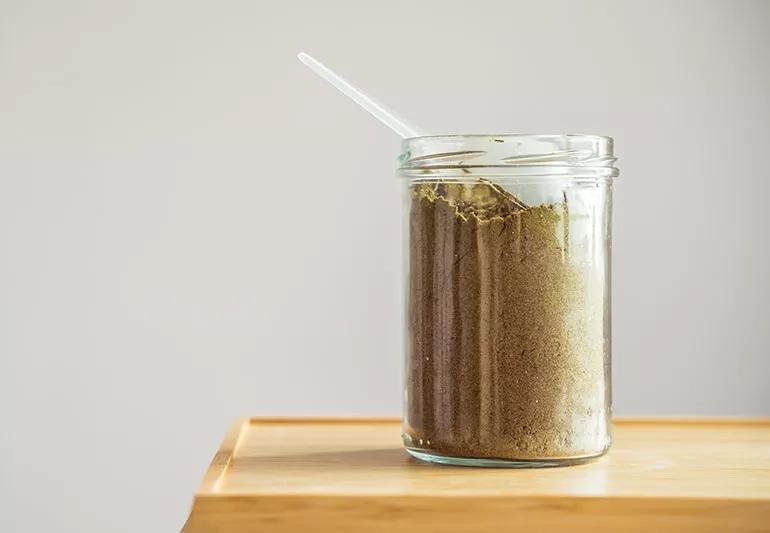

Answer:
[194,416,770,497]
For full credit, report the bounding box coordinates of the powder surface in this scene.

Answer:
[404,181,609,460]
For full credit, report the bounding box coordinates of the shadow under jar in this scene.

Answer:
[400,134,618,467]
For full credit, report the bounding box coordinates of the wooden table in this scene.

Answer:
[183,418,770,532]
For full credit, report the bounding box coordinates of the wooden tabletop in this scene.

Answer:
[183,418,770,533]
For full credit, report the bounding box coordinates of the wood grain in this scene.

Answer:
[183,418,770,532]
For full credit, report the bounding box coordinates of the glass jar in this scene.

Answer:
[399,134,618,467]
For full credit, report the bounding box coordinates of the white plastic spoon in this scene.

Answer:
[297,52,428,139]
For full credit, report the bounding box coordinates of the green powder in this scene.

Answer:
[404,181,610,461]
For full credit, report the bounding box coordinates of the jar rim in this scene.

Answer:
[403,133,613,142]
[398,133,619,179]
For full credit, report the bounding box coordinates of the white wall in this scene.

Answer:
[1,1,768,532]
